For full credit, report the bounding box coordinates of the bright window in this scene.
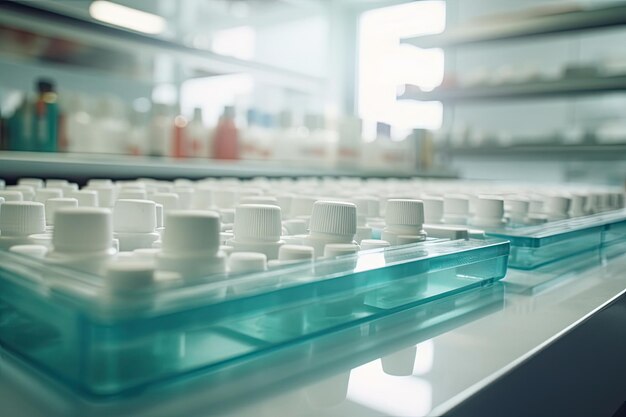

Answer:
[358,1,445,136]
[212,26,256,60]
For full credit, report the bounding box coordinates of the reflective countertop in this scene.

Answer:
[2,252,625,417]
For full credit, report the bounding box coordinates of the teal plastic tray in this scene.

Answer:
[0,238,509,397]
[485,209,626,270]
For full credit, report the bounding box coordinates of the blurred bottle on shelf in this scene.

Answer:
[127,108,149,156]
[150,103,174,157]
[8,93,33,151]
[241,108,262,159]
[92,96,128,154]
[213,105,239,160]
[173,114,188,159]
[186,107,212,158]
[62,93,92,153]
[337,116,362,169]
[273,111,300,162]
[32,78,58,152]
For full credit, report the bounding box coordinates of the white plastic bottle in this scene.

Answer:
[113,199,160,251]
[470,197,505,228]
[229,204,284,260]
[302,201,357,257]
[0,201,46,249]
[45,197,78,227]
[443,195,470,225]
[381,199,427,245]
[156,210,226,281]
[47,207,116,275]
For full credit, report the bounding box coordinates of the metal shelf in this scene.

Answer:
[398,75,626,102]
[0,152,456,183]
[0,1,324,94]
[402,4,626,49]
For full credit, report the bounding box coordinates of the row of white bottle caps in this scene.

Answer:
[0,177,623,296]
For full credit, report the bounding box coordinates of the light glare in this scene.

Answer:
[89,1,166,35]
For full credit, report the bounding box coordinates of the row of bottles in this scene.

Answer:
[0,78,433,172]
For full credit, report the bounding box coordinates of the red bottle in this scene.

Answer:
[213,106,239,160]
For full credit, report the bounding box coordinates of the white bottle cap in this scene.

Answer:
[46,179,69,188]
[155,203,164,228]
[568,194,586,217]
[213,189,238,209]
[229,252,267,274]
[471,197,505,227]
[385,199,425,228]
[87,179,113,187]
[191,187,213,209]
[309,201,357,238]
[283,219,308,235]
[52,207,113,253]
[67,190,99,207]
[528,198,544,215]
[151,193,179,211]
[162,210,220,255]
[84,185,115,208]
[6,185,35,201]
[0,201,46,236]
[290,196,317,217]
[113,199,157,233]
[104,260,155,292]
[352,197,370,226]
[0,191,24,202]
[443,195,469,224]
[10,244,48,258]
[58,183,79,196]
[506,198,530,215]
[234,204,282,242]
[273,193,293,218]
[174,187,194,210]
[354,196,380,218]
[278,244,314,262]
[545,195,571,219]
[359,239,391,250]
[423,197,444,224]
[323,243,359,258]
[18,178,44,189]
[45,198,78,225]
[117,189,147,200]
[35,188,63,203]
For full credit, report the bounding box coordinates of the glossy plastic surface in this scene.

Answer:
[485,209,626,269]
[0,238,509,396]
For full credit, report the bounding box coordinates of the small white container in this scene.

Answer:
[47,207,116,275]
[45,197,78,226]
[381,199,427,245]
[0,201,46,249]
[113,199,160,251]
[302,201,357,257]
[229,204,284,260]
[156,210,226,281]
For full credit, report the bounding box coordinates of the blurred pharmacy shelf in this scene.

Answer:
[399,75,626,102]
[442,144,626,160]
[401,3,626,49]
[0,1,324,94]
[0,151,457,183]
